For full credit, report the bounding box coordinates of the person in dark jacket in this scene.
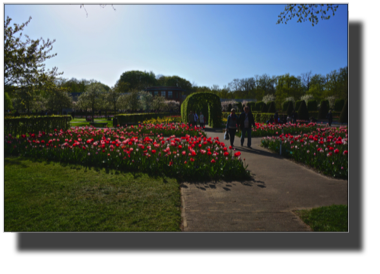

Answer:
[327,110,333,126]
[226,108,239,147]
[239,106,256,148]
[274,111,278,124]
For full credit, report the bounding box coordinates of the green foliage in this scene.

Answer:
[117,70,157,92]
[77,83,107,121]
[115,113,174,126]
[181,92,222,128]
[253,113,275,123]
[277,4,339,26]
[5,92,13,110]
[266,101,276,113]
[4,16,62,94]
[334,99,345,112]
[282,100,291,112]
[255,101,266,112]
[247,102,256,112]
[339,100,348,123]
[297,100,309,120]
[307,99,318,111]
[295,100,303,111]
[286,101,294,116]
[4,115,71,136]
[46,87,72,114]
[318,100,330,119]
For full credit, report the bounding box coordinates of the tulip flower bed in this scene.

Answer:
[235,122,319,138]
[261,126,348,179]
[119,122,204,138]
[5,126,250,181]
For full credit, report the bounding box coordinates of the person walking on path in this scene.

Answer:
[194,112,198,127]
[199,112,205,128]
[239,106,255,148]
[274,111,279,124]
[188,111,195,127]
[226,108,239,148]
[327,109,333,126]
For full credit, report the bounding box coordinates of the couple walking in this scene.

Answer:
[226,106,255,148]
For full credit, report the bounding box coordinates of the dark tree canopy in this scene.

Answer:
[277,4,339,26]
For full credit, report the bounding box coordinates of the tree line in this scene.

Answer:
[4,15,347,115]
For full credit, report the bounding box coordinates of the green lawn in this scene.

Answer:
[295,205,348,232]
[4,157,181,231]
[70,118,113,127]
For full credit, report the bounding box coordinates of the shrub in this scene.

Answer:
[339,100,348,123]
[307,99,318,111]
[267,101,276,113]
[282,100,291,112]
[255,101,266,112]
[295,100,303,111]
[228,103,232,112]
[286,101,294,116]
[334,99,345,112]
[247,102,256,112]
[298,100,309,120]
[318,100,330,120]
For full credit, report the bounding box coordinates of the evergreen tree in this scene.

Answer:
[298,100,309,120]
[286,101,294,116]
[318,100,330,120]
[267,101,276,113]
[307,99,318,111]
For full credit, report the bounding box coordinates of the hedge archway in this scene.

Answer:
[181,92,222,128]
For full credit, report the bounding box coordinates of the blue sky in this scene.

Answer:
[4,4,348,88]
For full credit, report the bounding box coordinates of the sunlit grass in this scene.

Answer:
[4,157,181,232]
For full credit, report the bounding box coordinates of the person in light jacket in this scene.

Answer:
[199,112,205,128]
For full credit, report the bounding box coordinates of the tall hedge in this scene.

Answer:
[282,100,292,112]
[255,101,266,112]
[318,100,330,119]
[266,101,276,113]
[247,102,256,112]
[4,115,72,136]
[334,99,345,112]
[181,92,222,128]
[298,100,309,120]
[286,101,294,116]
[339,100,348,123]
[307,99,318,111]
[295,100,303,111]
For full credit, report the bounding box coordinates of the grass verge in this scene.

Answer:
[4,157,181,232]
[294,205,348,232]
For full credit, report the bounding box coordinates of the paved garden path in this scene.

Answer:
[180,126,348,232]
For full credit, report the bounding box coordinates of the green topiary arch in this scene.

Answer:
[181,92,222,128]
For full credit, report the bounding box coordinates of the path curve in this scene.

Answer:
[181,127,348,232]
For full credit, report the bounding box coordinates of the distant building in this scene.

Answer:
[145,86,183,103]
